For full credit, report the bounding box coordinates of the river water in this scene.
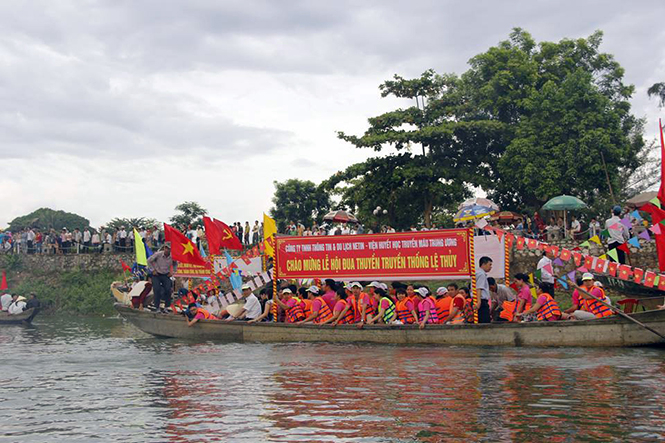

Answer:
[2,316,665,442]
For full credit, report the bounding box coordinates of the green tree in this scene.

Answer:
[8,208,90,231]
[270,179,331,231]
[169,202,207,229]
[104,217,159,231]
[648,82,665,108]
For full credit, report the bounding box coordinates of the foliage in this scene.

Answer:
[270,179,331,231]
[169,201,207,229]
[647,82,665,108]
[8,208,90,232]
[1,254,23,272]
[336,28,648,222]
[105,217,159,231]
[10,269,121,315]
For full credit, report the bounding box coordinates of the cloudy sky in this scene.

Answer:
[1,0,664,228]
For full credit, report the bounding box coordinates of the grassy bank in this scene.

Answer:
[7,269,123,315]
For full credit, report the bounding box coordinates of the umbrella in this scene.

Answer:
[541,195,587,238]
[626,191,658,208]
[542,195,587,211]
[490,211,522,223]
[454,204,497,222]
[323,210,359,224]
[458,197,499,211]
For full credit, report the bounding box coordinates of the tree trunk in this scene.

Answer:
[424,198,433,228]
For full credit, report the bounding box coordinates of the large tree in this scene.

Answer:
[105,217,159,231]
[337,29,647,218]
[270,179,331,231]
[8,208,90,231]
[169,201,207,229]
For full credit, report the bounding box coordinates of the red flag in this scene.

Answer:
[119,260,131,272]
[495,229,504,241]
[550,245,560,257]
[584,255,595,270]
[560,248,572,261]
[659,275,665,291]
[642,203,665,272]
[0,270,7,291]
[617,242,631,255]
[618,265,632,280]
[527,239,538,249]
[593,258,607,274]
[516,237,526,250]
[505,233,515,249]
[643,271,657,288]
[607,261,618,277]
[633,268,645,284]
[203,217,243,254]
[659,119,665,204]
[572,251,583,267]
[163,223,209,267]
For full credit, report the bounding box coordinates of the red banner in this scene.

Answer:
[275,229,471,280]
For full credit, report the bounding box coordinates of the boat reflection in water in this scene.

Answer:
[151,344,665,442]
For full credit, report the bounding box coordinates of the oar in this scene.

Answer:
[562,278,665,341]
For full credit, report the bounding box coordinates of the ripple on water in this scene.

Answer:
[1,316,665,442]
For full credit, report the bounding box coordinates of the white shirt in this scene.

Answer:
[74,231,83,242]
[152,230,160,240]
[91,233,100,244]
[105,233,112,243]
[476,268,490,300]
[118,229,127,239]
[242,293,261,319]
[139,230,147,239]
[605,215,628,244]
[571,220,580,232]
[8,300,26,314]
[537,256,555,283]
[27,230,36,241]
[207,295,223,317]
[83,230,91,242]
[0,293,12,311]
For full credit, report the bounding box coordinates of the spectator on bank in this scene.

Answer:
[252,221,260,244]
[570,215,581,240]
[605,206,629,264]
[83,227,91,252]
[589,217,601,239]
[118,226,128,250]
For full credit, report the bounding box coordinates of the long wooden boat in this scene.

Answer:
[0,308,38,324]
[115,303,665,347]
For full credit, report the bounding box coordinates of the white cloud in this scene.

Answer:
[1,0,664,227]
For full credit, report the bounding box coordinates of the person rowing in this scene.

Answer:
[575,273,614,319]
[514,283,563,322]
[443,287,467,324]
[417,287,439,329]
[298,286,334,324]
[434,287,452,324]
[356,282,377,327]
[186,303,218,327]
[328,287,356,326]
[395,287,417,324]
[272,287,305,323]
[366,288,396,325]
[500,273,532,322]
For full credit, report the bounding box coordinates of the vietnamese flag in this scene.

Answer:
[643,271,657,288]
[203,217,243,254]
[593,258,607,274]
[633,268,645,284]
[527,238,538,249]
[659,275,665,291]
[641,203,665,272]
[584,255,595,270]
[164,223,209,267]
[618,265,632,281]
[560,248,572,261]
[516,237,526,250]
[607,261,618,277]
[572,251,583,267]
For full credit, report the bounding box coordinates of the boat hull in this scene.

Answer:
[115,304,665,347]
[0,308,38,324]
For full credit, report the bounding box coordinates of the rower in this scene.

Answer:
[564,278,596,320]
[367,288,396,324]
[273,288,306,323]
[514,283,563,322]
[500,273,532,322]
[298,286,333,324]
[395,287,417,324]
[186,303,218,326]
[444,287,467,324]
[357,283,375,326]
[329,287,355,326]
[434,287,452,324]
[417,287,439,329]
[577,273,614,319]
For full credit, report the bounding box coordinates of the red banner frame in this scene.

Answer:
[274,229,471,281]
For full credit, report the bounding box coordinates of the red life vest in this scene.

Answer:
[500,298,532,322]
[395,298,416,324]
[285,297,306,323]
[418,296,439,324]
[314,296,334,323]
[582,288,613,318]
[302,299,313,319]
[196,308,217,320]
[358,293,375,320]
[336,299,355,324]
[535,293,561,321]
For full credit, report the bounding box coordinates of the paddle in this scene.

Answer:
[564,279,665,341]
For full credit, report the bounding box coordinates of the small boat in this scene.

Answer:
[0,308,38,324]
[110,282,153,306]
[115,303,665,347]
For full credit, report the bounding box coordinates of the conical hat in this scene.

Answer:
[225,303,244,318]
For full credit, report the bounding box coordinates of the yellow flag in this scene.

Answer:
[263,213,277,257]
[134,228,147,266]
[589,235,602,245]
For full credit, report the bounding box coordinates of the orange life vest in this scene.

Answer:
[336,299,355,324]
[314,296,334,323]
[285,297,306,323]
[435,297,452,324]
[449,295,466,324]
[196,308,217,320]
[358,293,375,321]
[535,293,561,321]
[302,299,313,319]
[581,288,614,318]
[500,298,532,322]
[395,298,416,324]
[418,296,439,324]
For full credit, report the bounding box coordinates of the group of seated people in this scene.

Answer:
[177,273,614,326]
[0,292,40,314]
